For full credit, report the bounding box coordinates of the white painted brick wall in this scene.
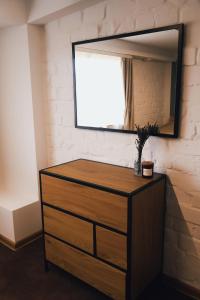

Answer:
[44,0,200,290]
[135,12,155,30]
[133,59,171,127]
[183,47,197,66]
[153,2,179,27]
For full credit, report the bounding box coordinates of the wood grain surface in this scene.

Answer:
[43,205,93,253]
[41,174,127,233]
[45,234,126,300]
[96,226,127,270]
[42,159,162,194]
[131,179,165,298]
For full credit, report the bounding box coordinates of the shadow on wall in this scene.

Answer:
[163,176,200,289]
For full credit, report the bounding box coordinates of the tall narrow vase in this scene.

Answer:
[134,158,142,176]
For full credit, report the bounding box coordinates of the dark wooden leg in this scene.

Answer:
[44,259,49,272]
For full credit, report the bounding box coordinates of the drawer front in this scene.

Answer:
[96,226,127,270]
[45,234,126,300]
[43,205,93,254]
[41,174,127,233]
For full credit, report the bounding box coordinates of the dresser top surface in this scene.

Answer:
[41,159,164,195]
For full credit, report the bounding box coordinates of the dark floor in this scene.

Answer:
[0,238,193,300]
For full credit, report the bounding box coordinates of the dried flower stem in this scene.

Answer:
[135,122,159,165]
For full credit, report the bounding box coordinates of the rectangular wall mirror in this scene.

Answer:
[72,24,184,138]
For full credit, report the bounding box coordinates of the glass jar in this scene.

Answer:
[134,159,142,176]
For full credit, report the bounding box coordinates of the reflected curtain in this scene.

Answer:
[122,58,134,130]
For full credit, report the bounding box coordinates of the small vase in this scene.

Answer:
[134,159,142,176]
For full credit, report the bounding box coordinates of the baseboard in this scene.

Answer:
[0,231,42,251]
[0,234,16,250]
[162,274,200,300]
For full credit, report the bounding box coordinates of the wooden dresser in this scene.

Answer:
[39,159,165,300]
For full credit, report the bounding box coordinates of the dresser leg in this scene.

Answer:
[44,260,49,272]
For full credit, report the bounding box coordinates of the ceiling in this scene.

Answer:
[122,29,179,54]
[0,0,105,28]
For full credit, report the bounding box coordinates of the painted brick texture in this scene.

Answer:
[44,0,200,290]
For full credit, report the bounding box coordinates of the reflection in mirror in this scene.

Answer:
[73,25,183,137]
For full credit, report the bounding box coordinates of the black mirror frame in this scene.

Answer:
[72,23,184,138]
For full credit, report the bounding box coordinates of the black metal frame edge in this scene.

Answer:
[130,175,165,197]
[45,232,126,273]
[42,202,127,236]
[93,224,97,256]
[72,23,184,139]
[174,23,184,138]
[75,125,178,138]
[126,195,133,300]
[39,173,49,272]
[161,176,167,274]
[44,231,92,256]
[72,39,78,129]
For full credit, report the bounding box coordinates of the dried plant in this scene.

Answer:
[135,122,160,168]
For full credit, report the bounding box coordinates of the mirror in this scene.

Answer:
[72,24,184,137]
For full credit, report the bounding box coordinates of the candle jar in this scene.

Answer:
[142,161,154,178]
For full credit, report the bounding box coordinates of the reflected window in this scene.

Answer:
[75,51,125,128]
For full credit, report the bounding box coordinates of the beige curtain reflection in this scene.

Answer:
[122,58,134,130]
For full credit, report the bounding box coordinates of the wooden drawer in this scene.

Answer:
[45,234,126,300]
[41,174,127,233]
[43,205,93,254]
[96,226,127,270]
